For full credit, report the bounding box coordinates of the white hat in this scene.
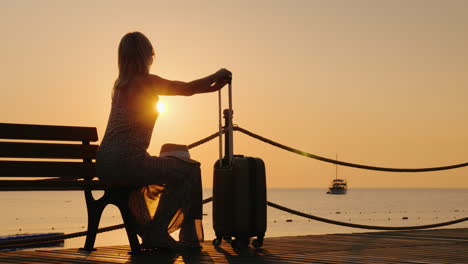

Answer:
[160,144,200,165]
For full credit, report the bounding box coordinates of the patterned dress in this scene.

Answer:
[96,85,203,247]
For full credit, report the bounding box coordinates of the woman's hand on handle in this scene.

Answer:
[212,68,232,83]
[201,68,231,93]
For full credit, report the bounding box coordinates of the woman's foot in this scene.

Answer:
[179,219,204,243]
[141,234,180,250]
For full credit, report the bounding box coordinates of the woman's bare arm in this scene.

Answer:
[145,69,231,96]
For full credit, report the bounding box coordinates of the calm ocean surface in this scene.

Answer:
[1,188,467,249]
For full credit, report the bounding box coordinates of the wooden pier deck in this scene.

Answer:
[1,228,468,263]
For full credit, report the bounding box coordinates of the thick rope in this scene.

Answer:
[188,131,224,149]
[267,200,468,231]
[234,126,468,172]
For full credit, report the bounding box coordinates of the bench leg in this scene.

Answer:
[105,189,141,254]
[81,190,107,251]
[118,204,141,254]
[81,189,141,254]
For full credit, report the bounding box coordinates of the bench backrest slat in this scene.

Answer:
[0,142,98,159]
[0,123,99,184]
[0,161,95,178]
[0,123,98,142]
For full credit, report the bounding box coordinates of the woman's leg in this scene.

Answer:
[136,157,182,248]
[139,190,181,248]
[179,165,204,244]
[138,157,204,247]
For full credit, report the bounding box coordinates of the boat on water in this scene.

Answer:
[327,154,347,194]
[327,178,348,194]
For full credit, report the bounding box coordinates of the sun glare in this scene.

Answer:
[156,101,166,114]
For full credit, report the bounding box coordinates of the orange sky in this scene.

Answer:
[1,0,467,188]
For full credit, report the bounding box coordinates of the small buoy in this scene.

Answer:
[402,217,408,220]
[286,219,293,222]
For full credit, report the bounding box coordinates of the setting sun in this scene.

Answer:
[156,101,166,114]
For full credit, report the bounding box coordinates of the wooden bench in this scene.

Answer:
[0,123,141,253]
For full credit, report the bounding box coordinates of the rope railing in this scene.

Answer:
[267,201,468,231]
[2,126,466,249]
[188,131,224,149]
[234,126,468,172]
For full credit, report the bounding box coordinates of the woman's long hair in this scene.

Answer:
[113,32,154,100]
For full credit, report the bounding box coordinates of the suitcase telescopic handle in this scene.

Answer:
[218,77,233,167]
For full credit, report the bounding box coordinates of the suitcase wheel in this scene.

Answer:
[212,238,222,248]
[252,236,264,248]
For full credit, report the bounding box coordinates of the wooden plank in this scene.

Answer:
[0,142,98,159]
[0,180,108,191]
[360,229,468,240]
[0,161,95,178]
[1,229,468,264]
[0,123,98,142]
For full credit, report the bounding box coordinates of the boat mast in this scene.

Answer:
[335,154,338,179]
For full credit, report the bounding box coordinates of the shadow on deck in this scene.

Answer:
[1,228,468,263]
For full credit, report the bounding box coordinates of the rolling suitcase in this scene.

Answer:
[212,78,267,248]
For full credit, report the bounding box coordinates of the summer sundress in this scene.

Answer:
[96,86,203,247]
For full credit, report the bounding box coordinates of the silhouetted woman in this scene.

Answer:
[97,32,231,249]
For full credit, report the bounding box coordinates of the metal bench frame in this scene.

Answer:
[0,123,140,253]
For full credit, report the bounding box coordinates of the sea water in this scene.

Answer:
[1,188,467,249]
